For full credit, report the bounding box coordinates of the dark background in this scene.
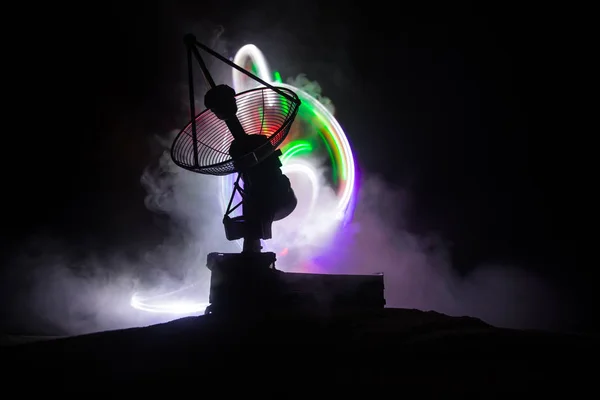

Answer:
[1,2,592,330]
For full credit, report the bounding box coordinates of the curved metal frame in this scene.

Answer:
[171,86,300,175]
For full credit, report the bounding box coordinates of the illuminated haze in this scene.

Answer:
[0,34,571,337]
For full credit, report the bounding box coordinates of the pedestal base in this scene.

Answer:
[206,252,385,316]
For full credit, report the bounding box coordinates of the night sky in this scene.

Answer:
[1,2,592,332]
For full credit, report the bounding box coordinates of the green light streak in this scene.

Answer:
[296,103,342,182]
[266,73,346,183]
[281,141,312,164]
[313,111,345,180]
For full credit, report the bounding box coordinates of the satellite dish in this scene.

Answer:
[171,35,301,176]
[170,34,301,254]
[135,34,385,317]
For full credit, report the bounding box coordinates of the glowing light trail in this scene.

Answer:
[229,44,357,225]
[131,284,209,315]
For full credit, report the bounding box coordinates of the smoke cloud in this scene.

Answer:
[317,177,568,330]
[287,74,335,115]
[0,36,572,338]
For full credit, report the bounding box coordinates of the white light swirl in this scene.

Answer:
[281,160,320,216]
[232,44,272,90]
[226,44,356,253]
[130,285,209,315]
[283,83,355,221]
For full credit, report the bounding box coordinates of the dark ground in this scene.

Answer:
[2,308,597,393]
